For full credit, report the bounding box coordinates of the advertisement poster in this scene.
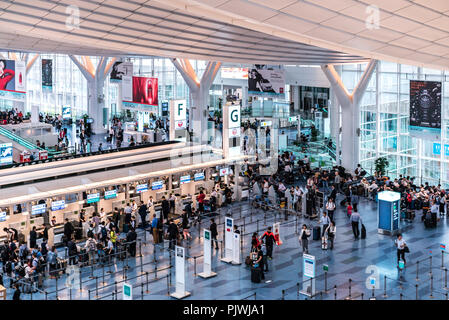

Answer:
[62,106,71,119]
[0,59,26,101]
[110,61,133,82]
[123,77,158,110]
[0,143,13,165]
[410,80,441,139]
[248,65,285,97]
[42,59,53,89]
[221,67,248,79]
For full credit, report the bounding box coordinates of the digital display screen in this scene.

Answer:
[136,184,148,193]
[180,175,191,185]
[194,172,205,181]
[32,204,46,215]
[104,189,117,200]
[51,200,65,211]
[87,193,100,204]
[0,211,6,222]
[0,143,13,165]
[152,181,163,190]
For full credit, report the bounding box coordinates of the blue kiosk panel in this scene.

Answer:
[377,191,401,235]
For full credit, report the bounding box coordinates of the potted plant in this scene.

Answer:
[374,156,389,176]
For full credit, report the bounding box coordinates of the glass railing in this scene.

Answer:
[0,126,42,151]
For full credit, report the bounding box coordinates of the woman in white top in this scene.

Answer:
[325,221,336,250]
[99,208,107,223]
[293,186,302,212]
[325,198,336,222]
[395,234,407,266]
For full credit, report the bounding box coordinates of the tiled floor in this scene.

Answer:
[3,186,449,300]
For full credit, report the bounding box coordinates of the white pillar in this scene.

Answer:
[321,60,377,170]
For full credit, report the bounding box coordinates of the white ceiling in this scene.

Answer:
[158,0,449,70]
[0,0,367,65]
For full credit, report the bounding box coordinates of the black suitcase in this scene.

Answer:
[313,226,321,240]
[361,224,366,239]
[78,249,88,264]
[251,267,261,283]
[340,199,346,207]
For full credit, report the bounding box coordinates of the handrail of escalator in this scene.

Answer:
[0,126,43,151]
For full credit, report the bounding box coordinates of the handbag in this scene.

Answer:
[404,246,410,253]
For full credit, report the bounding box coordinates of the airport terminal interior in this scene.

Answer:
[1,0,449,303]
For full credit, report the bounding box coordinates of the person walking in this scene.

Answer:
[260,227,276,260]
[325,198,336,222]
[325,221,336,250]
[299,224,311,254]
[254,245,265,280]
[29,226,37,250]
[395,234,408,267]
[210,218,218,250]
[319,211,331,237]
[151,214,159,244]
[349,209,362,239]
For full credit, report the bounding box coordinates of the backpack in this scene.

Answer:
[87,239,96,252]
[101,226,107,239]
[16,265,25,277]
[87,229,94,238]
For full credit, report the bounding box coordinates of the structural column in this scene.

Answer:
[172,59,221,145]
[321,60,377,171]
[69,56,116,134]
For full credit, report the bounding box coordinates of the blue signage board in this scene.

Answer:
[194,172,205,181]
[180,175,191,185]
[51,200,65,211]
[87,193,100,204]
[32,204,46,215]
[104,189,117,200]
[0,211,6,222]
[136,184,148,193]
[0,143,13,165]
[432,143,449,156]
[151,181,163,190]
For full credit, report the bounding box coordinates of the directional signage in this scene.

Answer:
[123,283,132,300]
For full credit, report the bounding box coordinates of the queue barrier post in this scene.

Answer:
[416,284,418,300]
[69,286,72,300]
[442,251,445,269]
[55,275,59,300]
[361,293,364,300]
[416,260,419,281]
[383,275,387,298]
[166,274,170,296]
[324,271,328,293]
[281,289,285,300]
[334,285,337,300]
[88,289,91,301]
[430,274,434,299]
[114,281,118,300]
[194,257,197,276]
[141,282,144,300]
[400,293,403,300]
[348,279,352,299]
[146,272,149,293]
[430,256,433,275]
[445,268,448,290]
[155,258,158,279]
[296,282,300,300]
[140,251,144,274]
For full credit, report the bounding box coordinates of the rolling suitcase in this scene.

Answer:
[251,266,261,283]
[361,224,366,239]
[313,226,321,240]
[321,237,328,250]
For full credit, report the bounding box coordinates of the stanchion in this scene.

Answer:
[348,279,352,299]
[383,275,387,298]
[166,274,170,296]
[45,291,48,300]
[55,276,59,300]
[155,258,158,279]
[194,257,197,276]
[334,285,337,300]
[141,282,144,300]
[445,268,448,290]
[90,264,94,279]
[30,287,33,300]
[324,271,328,293]
[95,276,99,298]
[112,292,115,300]
[430,274,434,299]
[257,220,259,233]
[69,286,72,300]
[430,256,433,275]
[295,214,298,234]
[88,289,91,300]
[140,252,143,274]
[281,289,285,300]
[146,272,149,293]
[361,293,364,300]
[442,251,445,269]
[416,284,418,300]
[320,291,323,300]
[371,286,375,299]
[114,281,118,300]
[416,260,419,281]
[297,283,300,300]
[400,293,403,300]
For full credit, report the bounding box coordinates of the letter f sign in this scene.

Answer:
[178,103,183,117]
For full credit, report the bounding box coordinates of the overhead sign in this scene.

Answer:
[228,105,240,129]
[174,99,187,122]
[62,106,71,119]
[104,189,117,200]
[151,181,164,190]
[0,211,7,222]
[32,204,46,215]
[136,183,148,193]
[0,143,13,165]
[219,167,230,176]
[122,283,133,300]
[221,67,248,79]
[51,200,65,211]
[194,172,205,181]
[87,193,100,204]
[180,175,191,185]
